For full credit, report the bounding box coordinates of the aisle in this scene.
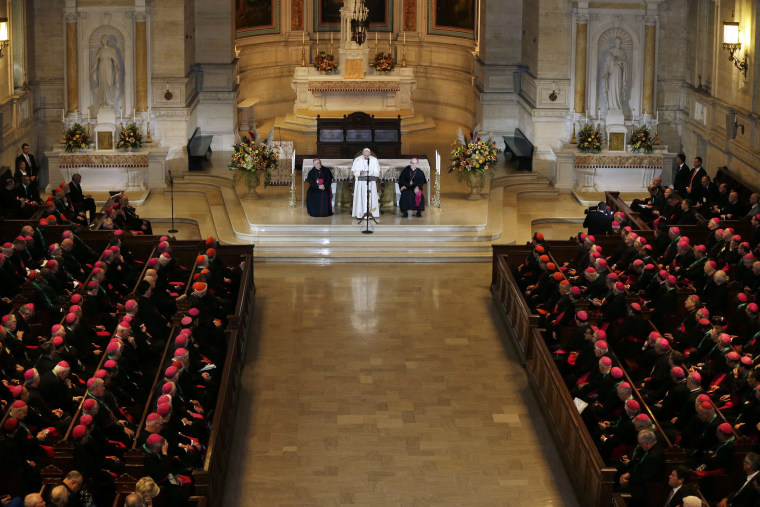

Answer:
[224,263,578,506]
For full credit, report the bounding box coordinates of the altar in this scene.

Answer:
[45,147,170,194]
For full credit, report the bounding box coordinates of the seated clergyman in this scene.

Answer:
[398,157,426,218]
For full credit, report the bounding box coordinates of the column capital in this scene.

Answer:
[645,15,658,26]
[64,12,79,23]
[134,12,148,22]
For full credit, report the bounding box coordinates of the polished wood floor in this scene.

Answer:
[224,263,578,506]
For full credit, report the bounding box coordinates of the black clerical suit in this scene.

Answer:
[398,165,427,215]
[305,165,334,217]
[673,163,690,196]
[68,180,97,221]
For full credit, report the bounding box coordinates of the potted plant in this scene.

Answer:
[629,125,654,153]
[372,52,395,72]
[228,134,278,199]
[117,122,143,151]
[577,123,602,153]
[449,129,499,200]
[64,123,91,152]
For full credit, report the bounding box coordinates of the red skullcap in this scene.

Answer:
[626,399,640,410]
[576,311,588,321]
[161,252,171,259]
[162,382,175,394]
[657,338,670,350]
[585,267,596,274]
[104,360,117,369]
[719,422,733,435]
[181,316,192,326]
[748,303,758,313]
[71,294,82,303]
[23,369,36,381]
[146,433,163,446]
[83,398,96,411]
[71,425,86,439]
[614,282,625,292]
[79,414,93,426]
[586,235,595,242]
[51,324,62,333]
[552,271,563,281]
[611,367,624,379]
[147,258,158,267]
[612,221,619,228]
[118,321,131,329]
[580,233,587,240]
[125,300,137,310]
[696,245,707,252]
[11,400,26,409]
[94,369,107,379]
[86,280,98,289]
[206,248,216,256]
[106,342,119,352]
[147,413,160,422]
[596,330,607,340]
[165,366,178,378]
[65,313,76,324]
[193,282,207,292]
[741,356,754,367]
[671,367,685,378]
[707,260,718,269]
[559,280,570,286]
[630,303,642,312]
[113,229,123,236]
[158,395,171,405]
[196,255,206,265]
[534,233,544,241]
[607,273,618,281]
[174,348,188,357]
[691,372,702,383]
[56,361,70,369]
[699,308,709,317]
[619,382,631,389]
[667,275,677,285]
[698,318,710,326]
[649,331,661,340]
[727,351,741,361]
[571,287,581,296]
[700,402,713,411]
[546,262,556,271]
[205,237,215,246]
[39,219,48,226]
[659,270,668,279]
[632,259,644,267]
[645,263,655,270]
[720,334,732,345]
[87,378,98,388]
[188,308,200,317]
[175,334,188,346]
[3,418,17,431]
[10,385,22,398]
[600,356,612,366]
[635,414,651,422]
[595,340,608,350]
[733,235,742,242]
[539,255,550,262]
[157,403,171,416]
[535,245,545,253]
[597,259,608,268]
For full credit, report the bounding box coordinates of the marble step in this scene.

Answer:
[253,241,493,253]
[254,249,493,263]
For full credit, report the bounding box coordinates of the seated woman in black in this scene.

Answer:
[398,157,426,218]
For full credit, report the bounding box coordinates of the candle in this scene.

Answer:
[597,107,599,119]
[62,110,65,122]
[302,32,304,45]
[656,110,659,122]
[404,32,406,44]
[585,110,588,123]
[389,31,392,47]
[316,31,319,53]
[133,108,136,119]
[291,150,295,174]
[120,107,122,122]
[330,32,333,45]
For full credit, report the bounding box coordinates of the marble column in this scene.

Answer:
[642,19,656,115]
[573,16,588,114]
[65,13,78,114]
[135,14,148,112]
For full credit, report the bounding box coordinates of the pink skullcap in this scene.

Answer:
[10,385,22,398]
[72,425,86,439]
[61,230,71,239]
[626,399,640,411]
[619,382,631,389]
[698,308,709,317]
[607,273,619,281]
[690,372,702,383]
[670,227,680,235]
[630,302,642,311]
[86,280,98,289]
[113,229,123,236]
[600,356,612,366]
[165,366,178,378]
[44,259,56,269]
[690,295,701,302]
[181,316,192,326]
[718,422,733,435]
[175,334,188,346]
[632,259,644,267]
[697,394,711,404]
[727,351,741,361]
[659,270,668,279]
[91,267,102,276]
[611,367,624,379]
[595,340,608,350]
[69,305,80,314]
[645,263,655,270]
[39,219,48,226]
[591,252,601,259]
[667,275,677,285]
[707,260,718,268]
[696,245,706,253]
[161,252,171,259]
[733,235,742,242]
[109,245,119,252]
[649,331,661,340]
[614,282,625,292]
[699,318,710,326]
[3,417,17,432]
[188,308,200,317]
[748,303,759,313]
[586,235,595,243]
[742,242,751,250]
[635,413,651,422]
[576,311,588,321]
[162,382,175,394]
[699,402,713,411]
[103,360,117,369]
[52,336,64,348]
[23,369,36,381]
[71,294,82,303]
[612,221,620,228]
[179,328,192,336]
[146,413,160,423]
[11,399,26,409]
[624,226,633,233]
[174,348,188,357]
[79,414,93,427]
[158,241,168,252]
[51,324,63,333]
[106,342,119,352]
[82,399,96,411]
[65,313,76,324]
[741,356,754,367]
[1,242,10,249]
[720,333,732,345]
[736,293,749,303]
[629,233,639,241]
[597,259,608,268]
[671,367,685,378]
[118,321,131,329]
[580,233,586,240]
[1,315,9,324]
[125,300,137,310]
[639,238,647,245]
[657,338,670,350]
[596,329,607,340]
[746,253,756,260]
[94,369,107,379]
[147,258,158,267]
[146,433,163,446]
[584,267,596,275]
[571,287,581,296]
[678,240,689,249]
[56,361,70,369]
[157,403,171,416]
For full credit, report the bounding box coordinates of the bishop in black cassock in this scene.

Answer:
[398,158,426,217]
[306,158,334,217]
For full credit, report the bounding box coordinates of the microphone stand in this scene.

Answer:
[357,157,378,233]
[168,170,178,234]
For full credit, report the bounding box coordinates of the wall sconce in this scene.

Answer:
[163,82,173,101]
[0,19,10,59]
[549,81,558,102]
[722,14,748,76]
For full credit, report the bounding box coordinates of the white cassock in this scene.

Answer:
[351,155,380,218]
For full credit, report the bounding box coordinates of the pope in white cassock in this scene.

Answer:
[351,148,380,219]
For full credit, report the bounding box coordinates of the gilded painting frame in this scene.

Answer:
[314,0,392,32]
[428,0,475,38]
[236,0,280,36]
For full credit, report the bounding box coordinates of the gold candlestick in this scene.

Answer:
[431,170,441,208]
[301,45,307,66]
[654,125,659,145]
[146,120,152,143]
[401,38,407,68]
[288,174,297,208]
[570,123,577,144]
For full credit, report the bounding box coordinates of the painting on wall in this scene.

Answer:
[291,0,304,30]
[236,0,280,36]
[428,0,475,38]
[315,0,392,31]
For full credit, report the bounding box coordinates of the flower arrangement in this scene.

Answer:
[116,123,143,149]
[372,52,396,72]
[313,51,337,72]
[64,123,90,152]
[228,133,279,187]
[577,123,602,153]
[449,130,499,184]
[629,125,654,153]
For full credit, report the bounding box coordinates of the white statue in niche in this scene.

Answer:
[91,35,122,109]
[602,37,627,111]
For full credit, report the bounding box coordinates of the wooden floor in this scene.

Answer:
[224,263,578,506]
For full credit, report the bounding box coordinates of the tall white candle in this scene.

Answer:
[292,149,295,174]
[62,110,65,122]
[656,110,659,122]
[403,32,406,44]
[330,32,333,45]
[302,31,304,45]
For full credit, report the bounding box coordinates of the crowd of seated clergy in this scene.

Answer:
[512,215,760,506]
[0,226,243,506]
